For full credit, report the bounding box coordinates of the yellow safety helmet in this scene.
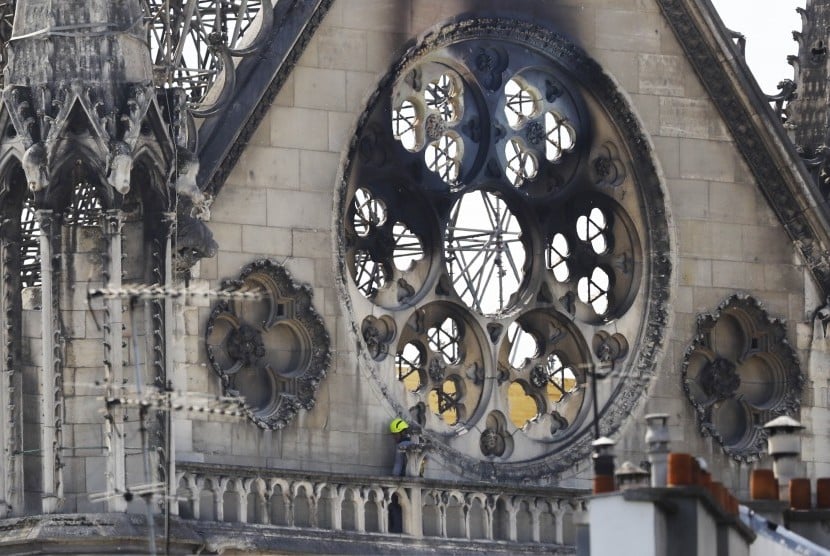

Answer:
[389,417,409,434]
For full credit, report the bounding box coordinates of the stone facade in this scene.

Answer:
[0,0,827,553]
[194,0,827,490]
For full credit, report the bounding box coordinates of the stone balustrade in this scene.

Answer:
[175,462,587,548]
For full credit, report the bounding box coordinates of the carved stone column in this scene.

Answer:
[0,224,21,517]
[102,209,126,512]
[35,209,61,513]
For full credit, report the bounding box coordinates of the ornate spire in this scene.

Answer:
[3,0,175,208]
[7,0,151,91]
[788,1,830,159]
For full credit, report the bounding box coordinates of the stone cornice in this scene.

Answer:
[658,0,830,296]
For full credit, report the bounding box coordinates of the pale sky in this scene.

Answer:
[712,0,805,93]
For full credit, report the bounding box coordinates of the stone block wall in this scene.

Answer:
[190,0,826,490]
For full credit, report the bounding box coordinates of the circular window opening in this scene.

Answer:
[445,190,527,315]
[352,188,387,237]
[393,99,420,151]
[397,342,425,392]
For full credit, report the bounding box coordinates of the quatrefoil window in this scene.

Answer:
[425,73,461,123]
[504,77,538,127]
[392,99,420,151]
[544,111,575,162]
[682,295,803,460]
[500,72,576,187]
[352,188,387,237]
[505,138,538,186]
[504,315,585,432]
[425,132,462,184]
[205,260,331,430]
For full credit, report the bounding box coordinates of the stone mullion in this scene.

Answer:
[102,209,126,512]
[237,483,248,523]
[483,498,495,541]
[404,486,422,537]
[354,490,366,533]
[463,500,471,539]
[35,210,61,513]
[214,478,227,522]
[378,489,389,534]
[191,477,203,520]
[505,499,518,542]
[529,503,541,543]
[553,508,565,544]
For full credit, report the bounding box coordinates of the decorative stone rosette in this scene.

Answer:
[206,259,331,430]
[682,295,803,461]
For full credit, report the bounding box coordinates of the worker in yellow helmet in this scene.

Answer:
[389,417,414,477]
[388,417,414,534]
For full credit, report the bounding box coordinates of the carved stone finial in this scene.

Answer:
[106,141,133,195]
[814,295,830,338]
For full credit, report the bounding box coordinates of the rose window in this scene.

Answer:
[205,260,331,430]
[682,295,802,460]
[338,19,670,479]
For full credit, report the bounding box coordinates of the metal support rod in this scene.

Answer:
[591,368,600,440]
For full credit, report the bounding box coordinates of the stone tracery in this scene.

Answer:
[682,295,803,460]
[206,259,332,430]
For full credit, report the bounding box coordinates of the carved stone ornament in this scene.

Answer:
[682,295,803,461]
[336,17,671,482]
[175,195,219,277]
[206,259,331,430]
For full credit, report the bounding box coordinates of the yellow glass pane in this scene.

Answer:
[508,382,538,428]
[547,377,577,403]
[428,389,439,415]
[401,369,421,392]
[427,383,459,425]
